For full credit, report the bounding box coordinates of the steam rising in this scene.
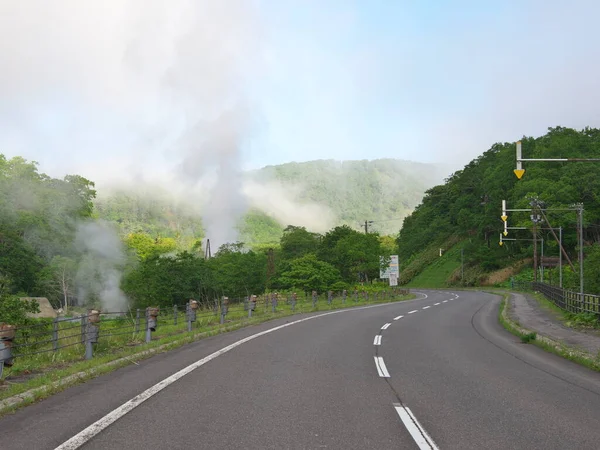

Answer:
[75,221,128,312]
[0,0,265,249]
[243,180,335,232]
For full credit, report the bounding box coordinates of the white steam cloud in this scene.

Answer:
[0,0,266,249]
[243,180,335,233]
[74,221,128,312]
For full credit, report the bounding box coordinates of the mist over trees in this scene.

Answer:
[0,154,398,315]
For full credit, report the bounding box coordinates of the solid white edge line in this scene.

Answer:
[373,335,382,345]
[408,310,418,314]
[394,404,439,450]
[55,302,405,450]
[381,323,391,330]
[393,315,404,320]
[433,303,440,306]
[377,357,390,377]
[422,306,430,309]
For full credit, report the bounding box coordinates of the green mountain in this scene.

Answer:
[94,158,446,245]
[250,159,446,235]
[397,126,600,292]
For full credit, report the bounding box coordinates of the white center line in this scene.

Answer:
[381,323,391,330]
[442,300,448,303]
[422,306,431,310]
[393,315,404,320]
[54,302,403,450]
[374,356,390,377]
[394,404,439,450]
[408,310,418,314]
[373,335,382,346]
[434,303,440,306]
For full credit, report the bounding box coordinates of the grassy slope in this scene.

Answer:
[406,241,463,288]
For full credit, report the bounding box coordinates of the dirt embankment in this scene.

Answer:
[480,259,532,286]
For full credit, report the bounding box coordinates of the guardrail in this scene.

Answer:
[0,288,410,377]
[510,279,600,317]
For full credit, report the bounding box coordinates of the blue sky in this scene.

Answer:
[0,1,599,183]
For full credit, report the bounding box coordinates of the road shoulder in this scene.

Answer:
[502,291,600,371]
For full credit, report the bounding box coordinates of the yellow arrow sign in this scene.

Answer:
[499,241,503,246]
[514,169,525,179]
[501,215,508,222]
[503,231,508,236]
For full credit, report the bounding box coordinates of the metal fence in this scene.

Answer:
[0,288,410,376]
[510,279,600,317]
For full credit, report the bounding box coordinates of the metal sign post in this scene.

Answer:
[515,140,600,179]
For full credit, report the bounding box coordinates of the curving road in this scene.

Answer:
[2,291,600,449]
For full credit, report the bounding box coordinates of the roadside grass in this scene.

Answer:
[0,293,415,413]
[498,294,600,373]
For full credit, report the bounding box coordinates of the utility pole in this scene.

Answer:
[559,227,563,288]
[461,248,464,285]
[541,238,544,283]
[533,219,538,282]
[538,208,575,272]
[530,198,544,283]
[204,239,212,260]
[576,203,584,296]
[266,248,275,290]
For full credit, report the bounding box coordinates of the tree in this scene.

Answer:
[277,254,340,293]
[208,243,267,297]
[279,225,321,260]
[0,281,39,325]
[125,233,177,261]
[318,226,388,283]
[40,256,77,310]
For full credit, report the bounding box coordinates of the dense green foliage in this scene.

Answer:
[397,127,600,291]
[122,225,392,307]
[0,155,96,303]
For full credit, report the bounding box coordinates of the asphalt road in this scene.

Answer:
[2,290,600,449]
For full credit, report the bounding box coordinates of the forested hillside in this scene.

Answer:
[250,159,446,233]
[397,126,600,292]
[0,153,424,321]
[93,158,445,247]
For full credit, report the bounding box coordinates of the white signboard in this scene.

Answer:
[380,255,399,279]
[389,273,398,286]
